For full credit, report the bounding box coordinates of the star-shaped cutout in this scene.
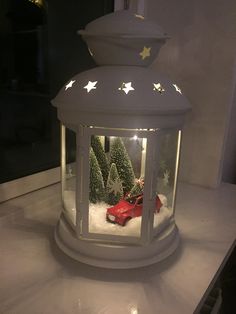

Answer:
[173,84,182,94]
[65,80,75,91]
[135,14,145,20]
[153,83,165,94]
[84,81,97,93]
[88,47,93,56]
[139,46,151,60]
[118,82,135,94]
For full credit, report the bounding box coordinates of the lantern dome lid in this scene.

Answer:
[52,66,191,128]
[78,10,169,66]
[79,10,168,39]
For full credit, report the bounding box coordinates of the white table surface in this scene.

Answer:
[0,182,235,314]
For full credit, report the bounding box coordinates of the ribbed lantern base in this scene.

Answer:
[55,215,179,269]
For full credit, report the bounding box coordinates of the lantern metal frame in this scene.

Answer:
[53,9,191,268]
[54,75,187,267]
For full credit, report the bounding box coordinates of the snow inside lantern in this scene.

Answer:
[52,10,191,268]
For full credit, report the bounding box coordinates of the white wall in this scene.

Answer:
[146,0,236,188]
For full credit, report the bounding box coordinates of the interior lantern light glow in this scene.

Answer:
[65,80,76,91]
[118,82,135,94]
[52,9,191,269]
[173,83,182,94]
[153,83,165,93]
[135,14,145,20]
[84,81,98,92]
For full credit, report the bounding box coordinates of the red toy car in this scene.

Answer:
[106,194,162,226]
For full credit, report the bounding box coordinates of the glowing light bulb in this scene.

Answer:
[133,135,138,140]
[130,306,138,314]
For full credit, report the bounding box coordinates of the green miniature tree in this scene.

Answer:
[91,135,109,185]
[109,137,135,194]
[89,148,105,203]
[106,163,123,205]
[129,178,144,197]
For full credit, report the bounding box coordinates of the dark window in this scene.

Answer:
[0,0,114,184]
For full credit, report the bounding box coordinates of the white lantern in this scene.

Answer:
[52,10,191,268]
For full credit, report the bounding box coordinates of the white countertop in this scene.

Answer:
[0,182,235,314]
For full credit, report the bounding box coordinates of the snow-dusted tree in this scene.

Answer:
[109,137,135,194]
[91,135,109,185]
[106,163,123,205]
[89,148,105,203]
[129,178,144,196]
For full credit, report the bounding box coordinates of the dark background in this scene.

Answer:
[0,0,114,184]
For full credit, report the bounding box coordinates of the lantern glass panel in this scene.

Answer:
[88,133,147,238]
[62,125,76,227]
[154,130,181,233]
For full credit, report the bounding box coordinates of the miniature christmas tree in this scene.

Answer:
[129,178,144,196]
[106,163,123,205]
[89,148,105,203]
[91,135,109,185]
[109,137,135,194]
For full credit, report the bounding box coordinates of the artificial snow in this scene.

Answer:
[63,191,172,237]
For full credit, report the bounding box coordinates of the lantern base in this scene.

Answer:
[55,214,179,269]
